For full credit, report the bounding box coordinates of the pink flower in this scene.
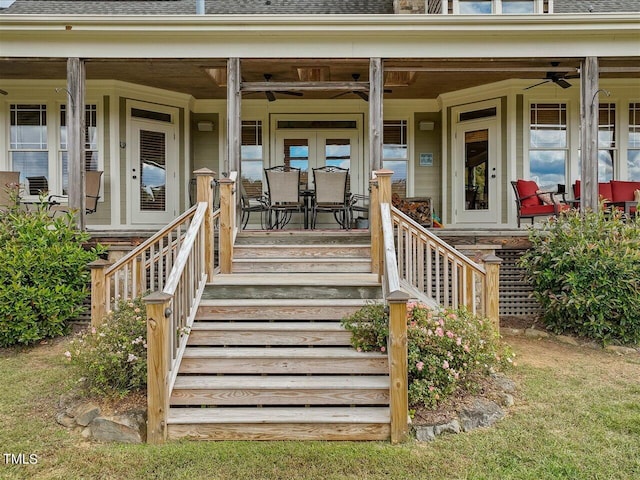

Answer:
[464,344,470,353]
[443,360,449,369]
[447,313,457,320]
[456,337,462,346]
[64,351,71,360]
[356,347,362,352]
[91,327,96,334]
[435,327,444,337]
[446,330,455,338]
[380,346,386,353]
[428,386,435,392]
[416,361,424,371]
[427,329,433,336]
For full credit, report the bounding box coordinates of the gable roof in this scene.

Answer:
[0,0,394,15]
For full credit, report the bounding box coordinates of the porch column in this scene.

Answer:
[580,57,599,212]
[369,58,384,171]
[227,57,241,175]
[67,57,86,230]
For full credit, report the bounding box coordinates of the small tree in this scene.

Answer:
[0,200,103,346]
[520,208,640,345]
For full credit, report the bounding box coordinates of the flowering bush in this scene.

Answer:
[342,302,514,409]
[67,298,147,397]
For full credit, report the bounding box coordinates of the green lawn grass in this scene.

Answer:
[1,336,639,480]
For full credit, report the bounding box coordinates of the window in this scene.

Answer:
[10,104,48,196]
[60,104,99,194]
[452,0,541,14]
[529,103,567,187]
[629,103,640,181]
[598,103,616,182]
[241,120,263,197]
[383,120,408,198]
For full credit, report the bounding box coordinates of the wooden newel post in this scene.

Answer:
[219,176,235,274]
[144,291,172,445]
[388,290,410,444]
[374,169,393,278]
[481,254,502,333]
[194,168,217,281]
[89,258,112,327]
[370,176,380,276]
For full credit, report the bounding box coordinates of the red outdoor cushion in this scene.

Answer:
[573,180,581,199]
[516,180,541,207]
[610,181,640,202]
[520,204,556,215]
[573,180,613,202]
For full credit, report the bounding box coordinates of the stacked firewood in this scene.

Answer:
[392,194,433,226]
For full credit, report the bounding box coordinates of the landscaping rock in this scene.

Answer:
[81,427,92,439]
[525,328,550,339]
[497,392,515,408]
[55,412,76,428]
[459,398,505,432]
[89,413,146,444]
[414,425,436,442]
[58,392,81,410]
[502,328,525,336]
[492,373,516,393]
[434,419,461,436]
[73,403,101,427]
[605,345,638,356]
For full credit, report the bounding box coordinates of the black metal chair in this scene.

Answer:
[240,182,269,229]
[264,165,303,229]
[311,165,351,229]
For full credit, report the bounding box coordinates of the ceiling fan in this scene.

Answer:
[524,63,579,90]
[331,73,392,101]
[245,74,304,102]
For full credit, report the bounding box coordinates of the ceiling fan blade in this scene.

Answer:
[331,91,352,99]
[280,91,304,97]
[265,91,276,102]
[523,79,551,90]
[355,91,369,102]
[554,78,572,89]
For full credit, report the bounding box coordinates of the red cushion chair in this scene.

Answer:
[511,180,566,228]
[572,180,613,203]
[610,180,640,215]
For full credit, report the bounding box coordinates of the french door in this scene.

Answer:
[274,130,361,194]
[129,119,178,224]
[455,119,500,224]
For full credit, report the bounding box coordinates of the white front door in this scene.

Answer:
[129,120,178,224]
[454,119,500,224]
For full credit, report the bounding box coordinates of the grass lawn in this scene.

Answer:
[1,335,639,480]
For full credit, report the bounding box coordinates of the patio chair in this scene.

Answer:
[264,165,303,229]
[240,182,269,229]
[0,171,21,210]
[311,165,351,229]
[511,180,568,228]
[49,170,104,215]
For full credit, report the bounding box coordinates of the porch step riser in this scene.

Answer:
[233,260,371,273]
[178,358,388,375]
[188,330,352,346]
[235,232,371,246]
[233,245,371,258]
[201,285,381,301]
[167,423,390,441]
[196,305,365,321]
[170,389,389,406]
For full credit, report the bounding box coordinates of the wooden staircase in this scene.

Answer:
[166,231,391,441]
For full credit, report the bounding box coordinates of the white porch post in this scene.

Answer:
[369,58,384,171]
[580,56,599,212]
[227,57,241,175]
[67,57,86,229]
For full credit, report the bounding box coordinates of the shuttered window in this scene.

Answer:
[383,120,408,198]
[139,130,166,211]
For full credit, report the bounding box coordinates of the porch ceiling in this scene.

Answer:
[1,57,637,100]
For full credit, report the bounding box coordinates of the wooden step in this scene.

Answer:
[171,375,389,405]
[235,231,371,246]
[188,322,352,346]
[201,284,381,300]
[208,273,380,286]
[232,257,371,273]
[167,407,390,441]
[233,244,371,259]
[178,347,388,374]
[196,299,373,320]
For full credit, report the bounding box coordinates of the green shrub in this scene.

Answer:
[0,200,103,347]
[67,298,147,397]
[520,208,640,345]
[341,302,514,409]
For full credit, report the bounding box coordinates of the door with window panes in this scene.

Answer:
[275,130,360,226]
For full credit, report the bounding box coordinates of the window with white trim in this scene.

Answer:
[383,120,408,198]
[445,0,546,14]
[241,120,263,197]
[10,104,49,196]
[597,103,616,182]
[529,103,567,187]
[60,104,99,194]
[629,103,640,181]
